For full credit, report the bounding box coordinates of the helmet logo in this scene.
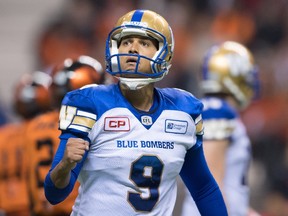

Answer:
[226,53,252,76]
[123,21,148,28]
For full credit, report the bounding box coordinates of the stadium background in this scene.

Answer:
[0,0,288,214]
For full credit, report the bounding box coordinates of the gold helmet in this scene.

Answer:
[201,41,259,108]
[105,10,174,89]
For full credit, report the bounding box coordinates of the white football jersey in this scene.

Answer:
[180,97,251,216]
[58,84,204,216]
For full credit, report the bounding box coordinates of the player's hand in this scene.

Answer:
[62,138,89,170]
[248,208,262,216]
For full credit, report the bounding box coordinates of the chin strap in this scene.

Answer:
[118,76,164,90]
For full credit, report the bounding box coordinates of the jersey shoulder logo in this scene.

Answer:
[59,105,96,132]
[165,119,188,134]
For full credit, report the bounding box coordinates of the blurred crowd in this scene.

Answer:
[1,0,288,215]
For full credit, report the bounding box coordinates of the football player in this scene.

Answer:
[179,41,260,216]
[44,10,228,216]
[25,55,105,216]
[0,71,52,216]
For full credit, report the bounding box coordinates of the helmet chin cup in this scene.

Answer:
[118,76,164,90]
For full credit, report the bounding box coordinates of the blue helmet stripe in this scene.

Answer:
[131,10,144,22]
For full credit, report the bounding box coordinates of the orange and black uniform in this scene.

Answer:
[0,122,31,216]
[25,110,79,216]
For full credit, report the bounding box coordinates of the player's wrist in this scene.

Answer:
[60,159,77,171]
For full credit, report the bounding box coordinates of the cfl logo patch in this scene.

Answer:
[141,115,152,126]
[104,117,130,131]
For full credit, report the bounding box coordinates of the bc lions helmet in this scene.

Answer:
[105,9,174,90]
[202,41,259,108]
[14,71,52,119]
[50,55,104,107]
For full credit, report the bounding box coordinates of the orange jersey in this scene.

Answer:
[0,122,31,216]
[25,110,79,216]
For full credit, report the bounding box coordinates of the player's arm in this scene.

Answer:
[180,139,228,215]
[44,89,97,204]
[203,139,229,190]
[50,137,89,188]
[202,103,237,207]
[178,100,227,215]
[44,134,89,205]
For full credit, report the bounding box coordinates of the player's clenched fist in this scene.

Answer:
[62,138,89,169]
[49,138,89,189]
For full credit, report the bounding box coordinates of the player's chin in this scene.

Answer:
[120,71,140,78]
[123,64,137,72]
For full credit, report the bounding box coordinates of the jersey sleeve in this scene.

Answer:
[160,88,204,139]
[171,88,204,146]
[201,97,238,140]
[44,134,84,205]
[58,88,98,139]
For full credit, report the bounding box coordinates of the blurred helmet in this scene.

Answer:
[105,9,174,90]
[202,41,259,108]
[14,71,52,119]
[50,55,104,107]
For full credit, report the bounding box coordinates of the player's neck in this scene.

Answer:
[120,84,155,112]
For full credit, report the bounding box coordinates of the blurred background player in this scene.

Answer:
[178,41,260,216]
[25,55,105,216]
[0,102,8,127]
[0,71,52,216]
